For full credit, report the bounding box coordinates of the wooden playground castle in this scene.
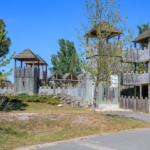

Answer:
[11,24,150,109]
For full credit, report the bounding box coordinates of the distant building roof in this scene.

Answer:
[133,28,150,43]
[85,21,122,39]
[77,73,85,80]
[47,72,63,80]
[25,54,48,65]
[13,49,39,61]
[63,73,78,80]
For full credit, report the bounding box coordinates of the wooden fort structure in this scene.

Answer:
[13,25,150,106]
[85,22,150,104]
[13,49,48,95]
[122,28,150,99]
[13,48,84,95]
[85,21,122,104]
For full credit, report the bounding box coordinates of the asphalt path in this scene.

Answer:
[99,112,150,123]
[17,113,150,150]
[36,128,150,150]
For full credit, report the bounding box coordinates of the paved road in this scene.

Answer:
[36,128,150,150]
[100,112,150,123]
[20,113,150,150]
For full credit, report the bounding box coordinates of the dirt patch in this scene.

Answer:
[0,112,106,127]
[0,112,38,121]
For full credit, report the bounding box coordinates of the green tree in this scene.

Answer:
[0,19,15,81]
[0,19,11,57]
[0,19,15,111]
[49,39,83,76]
[77,0,134,112]
[137,23,149,49]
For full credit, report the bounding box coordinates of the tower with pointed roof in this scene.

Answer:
[13,48,47,95]
[85,21,122,105]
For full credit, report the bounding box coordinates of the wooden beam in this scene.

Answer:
[140,84,142,98]
[106,39,108,44]
[148,38,150,47]
[38,61,39,69]
[134,86,136,98]
[118,34,120,45]
[134,42,136,48]
[86,37,89,45]
[51,79,79,81]
[21,60,22,68]
[14,59,16,68]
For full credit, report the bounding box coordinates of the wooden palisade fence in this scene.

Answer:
[119,96,149,113]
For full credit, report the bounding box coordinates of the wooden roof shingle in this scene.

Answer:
[85,21,122,39]
[77,73,85,80]
[133,28,150,43]
[47,72,63,80]
[63,73,78,80]
[25,54,48,65]
[13,49,39,61]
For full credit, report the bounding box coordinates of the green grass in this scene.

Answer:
[3,102,90,113]
[0,103,150,150]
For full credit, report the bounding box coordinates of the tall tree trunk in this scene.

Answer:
[92,82,98,113]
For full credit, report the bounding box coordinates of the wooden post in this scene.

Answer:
[14,59,16,68]
[118,35,120,45]
[71,73,72,80]
[148,38,150,47]
[38,61,39,69]
[140,84,142,98]
[134,42,136,48]
[42,65,43,72]
[46,65,47,84]
[148,84,150,102]
[134,63,136,72]
[86,37,89,45]
[134,86,136,98]
[21,60,22,68]
[106,39,108,44]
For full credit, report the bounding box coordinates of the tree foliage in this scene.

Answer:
[137,23,149,49]
[0,19,15,81]
[0,19,11,57]
[49,39,83,76]
[77,0,134,112]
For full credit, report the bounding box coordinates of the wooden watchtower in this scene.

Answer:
[85,21,122,105]
[13,48,48,95]
[122,28,150,100]
[25,54,48,86]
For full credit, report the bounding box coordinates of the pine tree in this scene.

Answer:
[49,39,83,76]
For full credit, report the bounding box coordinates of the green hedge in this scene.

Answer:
[6,93,62,105]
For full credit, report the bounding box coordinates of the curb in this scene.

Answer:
[14,128,150,150]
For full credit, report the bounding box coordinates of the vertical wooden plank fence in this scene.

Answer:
[119,96,149,113]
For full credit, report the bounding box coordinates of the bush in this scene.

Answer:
[6,94,62,105]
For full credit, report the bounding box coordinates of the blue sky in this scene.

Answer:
[1,0,150,82]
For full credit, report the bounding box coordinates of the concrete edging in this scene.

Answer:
[14,128,150,150]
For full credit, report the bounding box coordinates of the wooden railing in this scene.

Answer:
[122,47,150,63]
[86,43,120,58]
[119,96,149,113]
[122,71,150,85]
[14,66,40,78]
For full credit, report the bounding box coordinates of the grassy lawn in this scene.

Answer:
[0,102,150,150]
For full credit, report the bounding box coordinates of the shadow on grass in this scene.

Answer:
[0,101,29,112]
